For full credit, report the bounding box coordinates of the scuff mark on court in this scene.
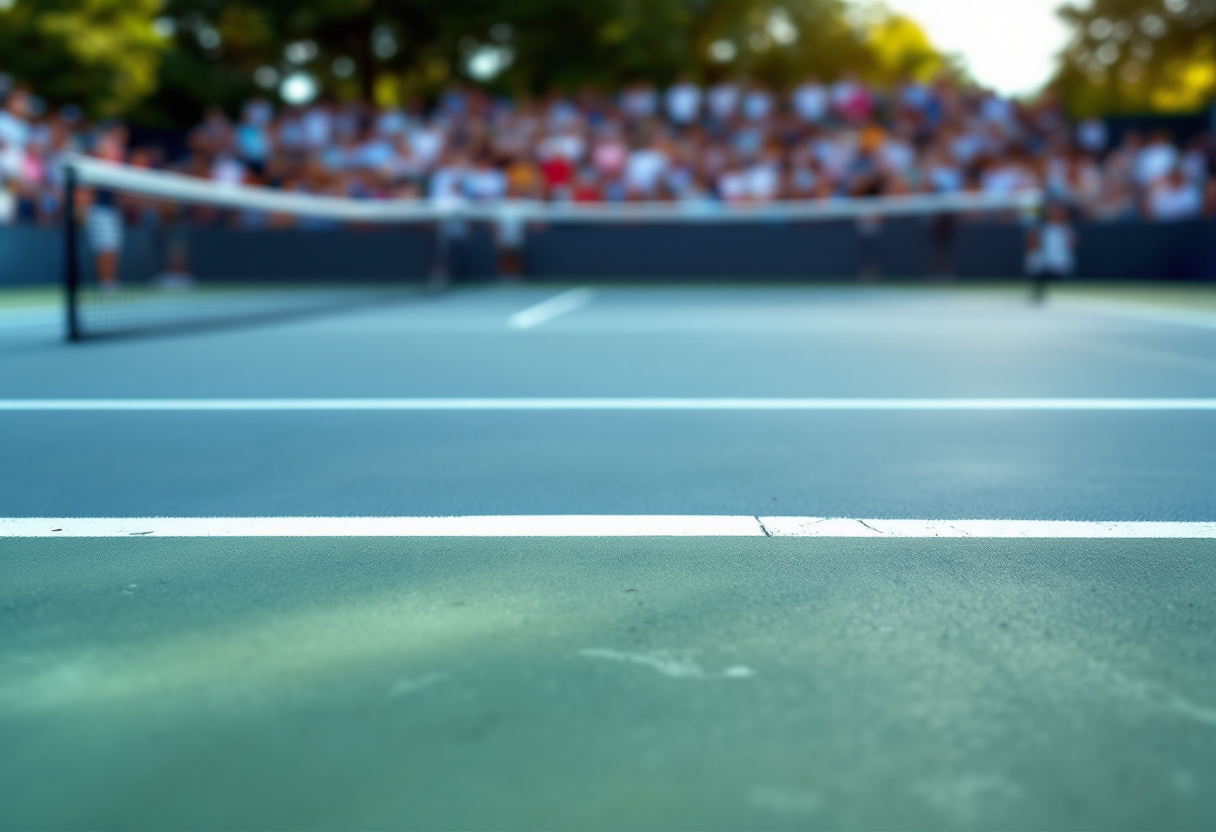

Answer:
[387,672,449,698]
[577,648,754,680]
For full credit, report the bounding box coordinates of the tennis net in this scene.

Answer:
[63,155,1042,340]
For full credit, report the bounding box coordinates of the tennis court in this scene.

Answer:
[2,279,1215,830]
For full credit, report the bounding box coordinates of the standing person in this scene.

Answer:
[1026,202,1075,304]
[83,126,128,289]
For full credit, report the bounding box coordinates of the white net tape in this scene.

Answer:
[67,155,1043,225]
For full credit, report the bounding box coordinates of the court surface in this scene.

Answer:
[2,283,1215,830]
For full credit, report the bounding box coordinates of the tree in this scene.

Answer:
[862,9,946,84]
[1053,0,1216,115]
[3,0,951,124]
[0,0,166,118]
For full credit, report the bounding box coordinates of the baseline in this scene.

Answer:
[2,517,1214,538]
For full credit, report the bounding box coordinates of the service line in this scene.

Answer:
[1,398,1216,412]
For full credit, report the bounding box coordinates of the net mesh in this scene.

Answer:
[64,155,1042,340]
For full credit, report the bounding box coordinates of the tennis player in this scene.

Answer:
[1027,202,1076,304]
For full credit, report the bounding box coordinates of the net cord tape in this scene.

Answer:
[64,155,1044,225]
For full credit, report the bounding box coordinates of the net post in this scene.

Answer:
[63,164,81,341]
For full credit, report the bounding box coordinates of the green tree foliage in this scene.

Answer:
[1,0,949,124]
[0,0,166,117]
[1054,0,1216,115]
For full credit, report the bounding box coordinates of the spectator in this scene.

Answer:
[741,81,773,122]
[0,88,31,153]
[792,75,830,125]
[1076,117,1107,154]
[706,79,739,124]
[665,75,702,127]
[621,82,659,122]
[624,138,668,198]
[1148,169,1203,221]
[1135,131,1179,187]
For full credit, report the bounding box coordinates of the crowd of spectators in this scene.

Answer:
[2,74,1215,224]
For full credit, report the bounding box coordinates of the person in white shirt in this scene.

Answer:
[792,76,829,125]
[665,75,702,127]
[896,77,931,114]
[429,152,468,205]
[356,130,396,172]
[463,154,508,201]
[924,148,964,194]
[428,152,469,286]
[409,122,446,170]
[706,81,739,124]
[1027,202,1075,303]
[376,106,409,138]
[1135,132,1179,187]
[812,131,858,181]
[715,158,749,203]
[1076,118,1107,154]
[275,108,307,153]
[1148,169,1203,221]
[302,103,333,150]
[745,150,782,201]
[538,122,586,164]
[210,153,247,186]
[741,82,772,122]
[0,89,32,153]
[388,135,425,180]
[979,91,1013,127]
[621,83,658,121]
[878,126,916,179]
[982,158,1036,197]
[624,141,669,197]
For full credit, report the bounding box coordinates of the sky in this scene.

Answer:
[874,0,1076,97]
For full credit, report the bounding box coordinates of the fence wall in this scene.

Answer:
[2,219,1213,287]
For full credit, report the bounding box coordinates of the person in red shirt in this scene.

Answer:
[539,153,574,198]
[571,167,604,202]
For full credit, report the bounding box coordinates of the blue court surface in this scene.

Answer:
[1,283,1215,830]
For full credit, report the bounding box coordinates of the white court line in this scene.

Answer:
[509,288,595,329]
[2,516,1213,538]
[1,398,1215,412]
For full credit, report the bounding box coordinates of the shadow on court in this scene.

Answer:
[2,537,1214,830]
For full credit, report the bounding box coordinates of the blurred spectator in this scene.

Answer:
[792,75,829,125]
[1148,169,1203,221]
[1076,117,1107,154]
[1135,131,1179,188]
[665,75,701,126]
[0,72,1212,227]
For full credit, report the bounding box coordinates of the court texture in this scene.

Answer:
[1,281,1214,831]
